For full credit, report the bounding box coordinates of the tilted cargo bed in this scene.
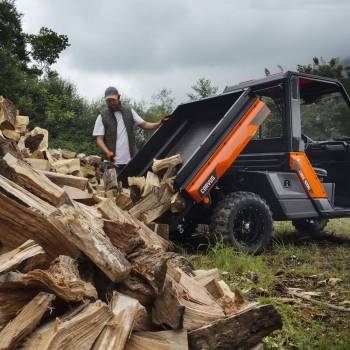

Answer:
[119,88,270,204]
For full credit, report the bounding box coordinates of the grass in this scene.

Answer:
[178,218,350,350]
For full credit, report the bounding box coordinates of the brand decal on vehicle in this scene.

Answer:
[294,161,314,194]
[198,169,217,198]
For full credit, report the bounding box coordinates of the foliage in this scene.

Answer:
[26,27,70,74]
[186,78,218,101]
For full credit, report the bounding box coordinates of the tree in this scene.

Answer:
[187,78,218,101]
[27,27,70,74]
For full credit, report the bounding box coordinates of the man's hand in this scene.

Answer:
[106,151,117,163]
[157,115,170,125]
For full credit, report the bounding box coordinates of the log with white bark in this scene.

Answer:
[3,152,70,206]
[0,239,46,274]
[0,292,55,350]
[47,203,131,283]
[92,291,146,350]
[187,304,283,350]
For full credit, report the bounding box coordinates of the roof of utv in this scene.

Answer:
[223,70,345,95]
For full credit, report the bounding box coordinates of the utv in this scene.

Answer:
[119,71,350,253]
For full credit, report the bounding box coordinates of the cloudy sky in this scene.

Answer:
[16,0,350,106]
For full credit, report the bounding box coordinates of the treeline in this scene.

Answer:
[1,0,350,156]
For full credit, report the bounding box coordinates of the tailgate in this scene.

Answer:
[119,89,270,202]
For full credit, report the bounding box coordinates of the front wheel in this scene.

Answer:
[210,192,274,254]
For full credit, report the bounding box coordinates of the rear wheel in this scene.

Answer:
[210,192,273,254]
[292,218,328,233]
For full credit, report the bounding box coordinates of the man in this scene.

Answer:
[93,86,169,173]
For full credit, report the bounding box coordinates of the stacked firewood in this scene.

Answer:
[0,96,282,349]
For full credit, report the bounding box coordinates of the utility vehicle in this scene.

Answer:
[119,71,350,253]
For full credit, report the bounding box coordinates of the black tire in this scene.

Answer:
[210,192,273,254]
[292,218,328,233]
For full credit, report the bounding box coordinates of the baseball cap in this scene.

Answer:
[104,86,119,100]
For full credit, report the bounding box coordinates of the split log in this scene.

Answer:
[0,292,56,350]
[25,158,51,171]
[3,153,70,206]
[81,163,96,178]
[152,154,183,173]
[171,192,187,213]
[0,96,16,130]
[15,115,29,133]
[50,158,80,174]
[92,291,146,350]
[125,329,188,350]
[147,223,170,241]
[142,171,160,197]
[103,168,118,191]
[152,266,225,331]
[2,128,21,141]
[0,286,42,328]
[0,239,46,274]
[0,130,6,143]
[22,255,97,301]
[0,255,97,302]
[42,170,88,191]
[47,203,131,283]
[140,200,171,223]
[188,304,283,350]
[0,176,80,264]
[115,188,133,210]
[24,127,48,152]
[117,275,158,307]
[0,138,22,159]
[62,185,96,205]
[62,148,76,159]
[20,300,112,350]
[128,192,159,219]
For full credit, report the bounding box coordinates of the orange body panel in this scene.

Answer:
[290,152,327,198]
[185,99,270,203]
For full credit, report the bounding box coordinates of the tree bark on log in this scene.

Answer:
[188,304,283,350]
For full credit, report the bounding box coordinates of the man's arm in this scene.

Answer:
[138,121,160,130]
[96,135,109,154]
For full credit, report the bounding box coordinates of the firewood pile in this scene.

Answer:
[0,96,282,349]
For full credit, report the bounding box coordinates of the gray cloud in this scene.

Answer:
[17,0,350,105]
